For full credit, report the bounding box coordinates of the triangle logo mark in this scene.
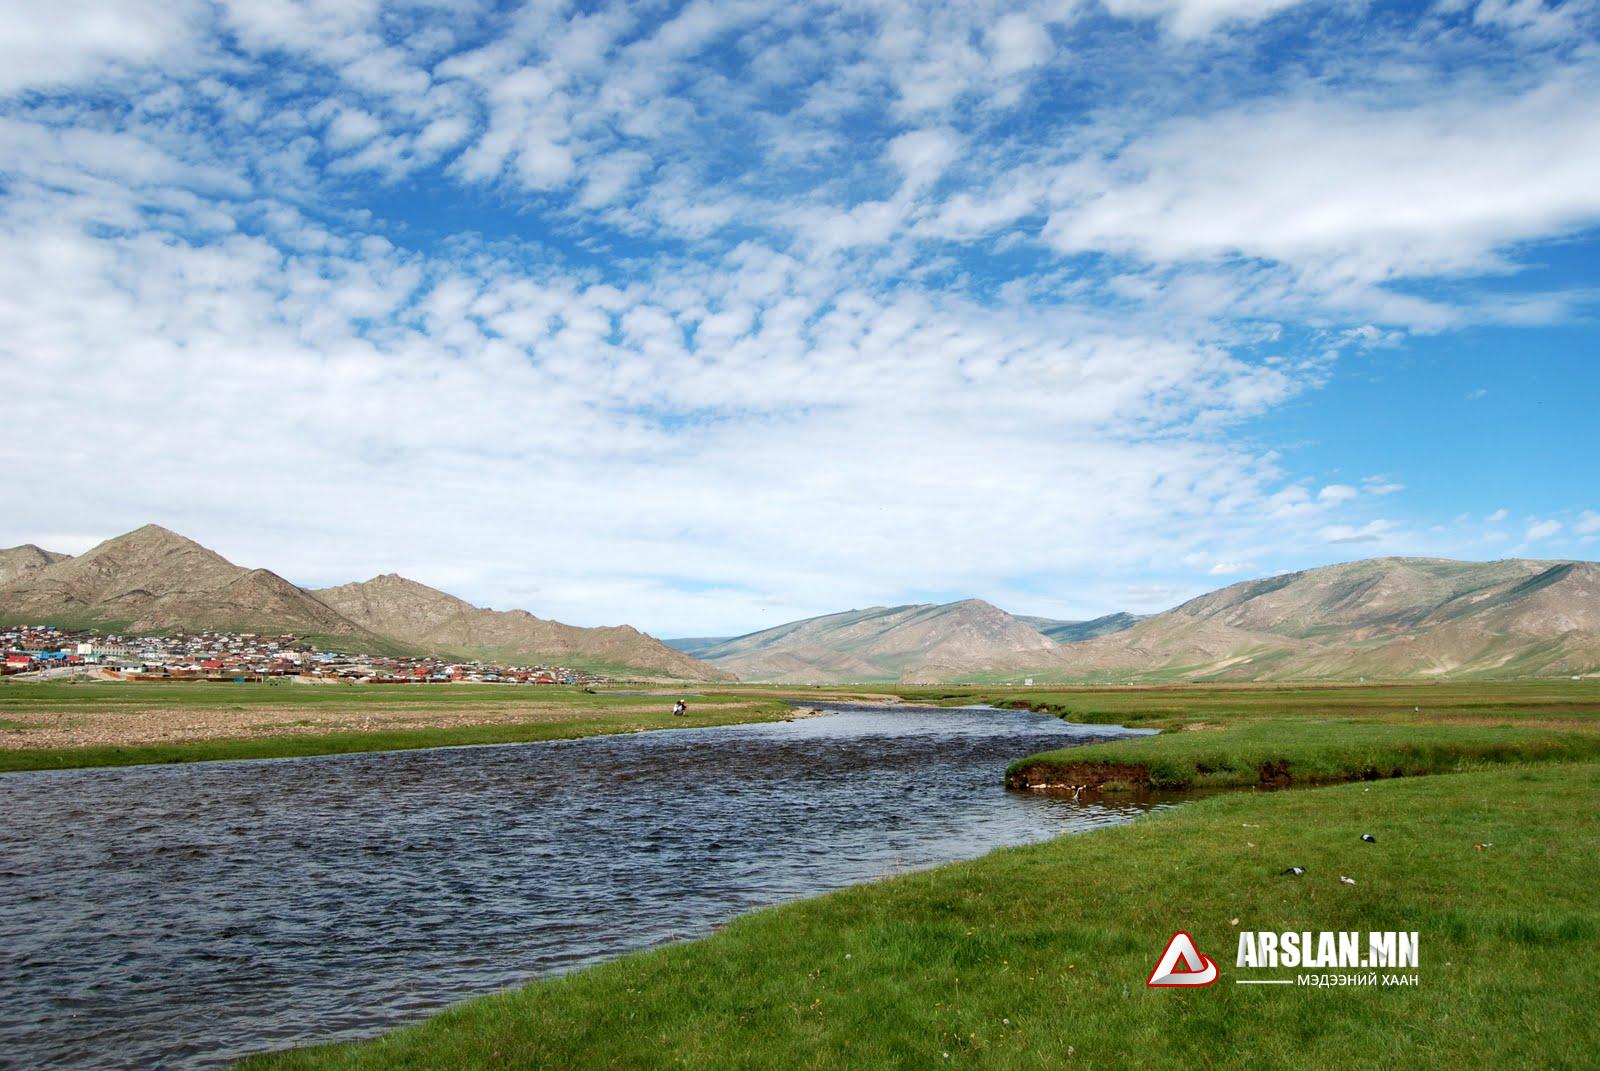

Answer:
[1146,931,1219,987]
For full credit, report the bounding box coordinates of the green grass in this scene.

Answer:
[16,678,1587,1067]
[973,680,1600,789]
[1007,718,1600,790]
[949,680,1600,729]
[0,681,789,772]
[0,680,641,713]
[238,761,1600,1071]
[0,708,788,773]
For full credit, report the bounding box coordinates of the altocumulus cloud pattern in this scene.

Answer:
[3,0,1598,635]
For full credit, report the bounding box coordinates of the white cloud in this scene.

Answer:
[1575,510,1600,536]
[577,149,652,208]
[0,128,1345,632]
[1362,476,1405,496]
[1487,508,1510,522]
[1043,73,1600,301]
[987,13,1052,75]
[1526,518,1564,540]
[1473,0,1592,44]
[888,128,960,194]
[1100,0,1317,37]
[3,0,1597,634]
[0,0,208,93]
[1321,520,1398,544]
[323,108,383,151]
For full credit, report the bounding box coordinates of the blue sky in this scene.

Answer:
[2,0,1597,636]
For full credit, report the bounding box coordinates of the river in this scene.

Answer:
[0,702,1156,1069]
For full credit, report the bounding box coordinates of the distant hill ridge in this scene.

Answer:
[1058,556,1600,682]
[0,526,728,681]
[1014,612,1148,644]
[5,531,1594,683]
[315,573,727,680]
[678,598,1121,684]
[675,557,1600,683]
[0,544,71,587]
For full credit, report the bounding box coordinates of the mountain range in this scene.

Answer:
[4,527,1595,684]
[0,526,727,681]
[0,544,71,587]
[669,557,1600,683]
[1055,556,1600,682]
[670,600,1066,685]
[313,573,728,680]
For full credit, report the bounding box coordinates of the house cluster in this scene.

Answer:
[0,625,607,685]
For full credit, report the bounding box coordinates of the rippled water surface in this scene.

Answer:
[0,703,1157,1070]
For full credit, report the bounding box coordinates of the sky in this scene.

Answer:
[2,0,1598,637]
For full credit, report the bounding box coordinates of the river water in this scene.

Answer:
[0,703,1156,1070]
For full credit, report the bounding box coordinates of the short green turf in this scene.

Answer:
[237,761,1600,1071]
[0,681,787,772]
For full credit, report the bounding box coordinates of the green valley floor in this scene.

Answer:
[0,680,793,772]
[236,681,1600,1070]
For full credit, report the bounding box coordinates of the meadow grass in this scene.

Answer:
[238,760,1600,1071]
[0,680,678,714]
[944,679,1600,729]
[1006,718,1600,789]
[20,678,1596,1067]
[0,681,789,772]
[975,680,1600,789]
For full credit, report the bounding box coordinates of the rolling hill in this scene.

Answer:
[684,599,1060,684]
[1052,557,1600,681]
[0,526,727,680]
[1014,612,1145,644]
[315,574,732,681]
[684,558,1599,684]
[0,525,377,641]
[0,544,71,587]
[6,531,1593,683]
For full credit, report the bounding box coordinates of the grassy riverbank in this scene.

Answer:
[241,759,1600,1070]
[232,680,1600,1070]
[978,681,1600,790]
[958,679,1600,729]
[0,681,790,773]
[1007,718,1600,789]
